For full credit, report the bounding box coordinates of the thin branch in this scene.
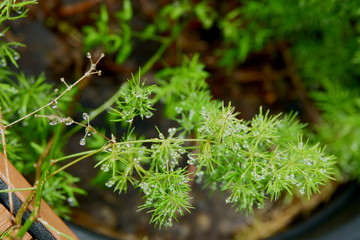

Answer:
[34,114,112,142]
[14,188,36,227]
[5,53,104,128]
[49,146,106,177]
[34,135,56,182]
[15,169,48,239]
[0,187,36,193]
[38,217,77,240]
[0,107,14,215]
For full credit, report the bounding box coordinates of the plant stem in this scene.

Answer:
[132,30,166,42]
[14,189,35,227]
[0,187,36,193]
[117,138,210,145]
[52,149,102,163]
[49,146,106,177]
[15,170,47,239]
[0,107,14,215]
[50,137,209,177]
[35,134,55,181]
[141,24,183,74]
[38,218,76,240]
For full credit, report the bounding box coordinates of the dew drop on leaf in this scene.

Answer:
[1,59,7,67]
[101,164,110,172]
[168,128,176,136]
[14,53,20,60]
[67,197,75,207]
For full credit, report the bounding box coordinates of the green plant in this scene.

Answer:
[221,0,360,181]
[0,1,87,220]
[0,0,38,67]
[82,1,132,64]
[41,57,332,229]
[2,0,359,238]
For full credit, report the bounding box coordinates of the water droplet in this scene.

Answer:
[105,180,115,188]
[175,106,183,114]
[82,112,89,120]
[15,7,24,15]
[139,182,152,195]
[49,120,58,126]
[195,171,204,183]
[67,197,75,207]
[165,218,173,227]
[51,100,58,109]
[145,113,153,118]
[14,53,20,60]
[65,118,74,126]
[298,142,304,150]
[1,59,7,67]
[187,153,197,165]
[101,164,110,172]
[168,128,176,136]
[243,140,250,149]
[79,138,86,146]
[134,157,141,164]
[304,159,313,165]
